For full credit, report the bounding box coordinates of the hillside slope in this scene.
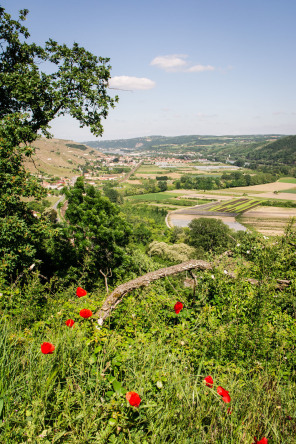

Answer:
[24,138,104,178]
[85,134,281,153]
[245,135,296,165]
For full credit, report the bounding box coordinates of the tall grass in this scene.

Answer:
[1,234,296,442]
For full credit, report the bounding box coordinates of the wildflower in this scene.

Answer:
[65,319,75,327]
[246,250,250,254]
[204,375,213,388]
[217,386,231,403]
[253,437,268,444]
[126,391,141,408]
[76,287,87,297]
[79,309,92,319]
[41,342,55,354]
[174,301,183,314]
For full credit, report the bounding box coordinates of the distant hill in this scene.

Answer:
[84,134,296,168]
[85,134,284,154]
[25,138,104,178]
[245,135,296,165]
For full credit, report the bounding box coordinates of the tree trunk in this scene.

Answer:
[94,259,212,325]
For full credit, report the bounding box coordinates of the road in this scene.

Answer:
[119,160,143,182]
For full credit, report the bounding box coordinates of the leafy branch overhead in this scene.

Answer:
[0,7,119,278]
[0,7,118,140]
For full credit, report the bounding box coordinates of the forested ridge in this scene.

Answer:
[1,8,296,443]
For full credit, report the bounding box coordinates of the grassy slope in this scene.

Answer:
[24,138,104,178]
[1,232,296,442]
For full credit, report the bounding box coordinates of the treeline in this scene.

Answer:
[246,135,296,166]
[174,171,277,190]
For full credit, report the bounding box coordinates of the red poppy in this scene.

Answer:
[253,438,268,444]
[41,342,55,354]
[79,308,92,319]
[126,391,141,408]
[76,287,87,297]
[65,319,75,327]
[204,375,213,388]
[217,386,231,403]
[174,301,183,314]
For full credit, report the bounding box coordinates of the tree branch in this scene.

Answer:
[94,259,212,325]
[94,254,292,326]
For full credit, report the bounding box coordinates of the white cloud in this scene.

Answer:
[150,54,188,71]
[109,76,155,90]
[151,54,215,73]
[187,64,215,72]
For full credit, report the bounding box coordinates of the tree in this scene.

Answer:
[103,183,123,204]
[187,218,236,254]
[0,8,117,139]
[0,7,118,278]
[65,178,131,282]
[158,180,168,192]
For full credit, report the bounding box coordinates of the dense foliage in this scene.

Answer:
[0,7,117,280]
[1,225,296,442]
[175,171,278,191]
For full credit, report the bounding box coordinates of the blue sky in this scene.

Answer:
[3,0,296,141]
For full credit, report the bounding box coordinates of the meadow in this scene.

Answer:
[126,192,214,207]
[278,178,296,184]
[1,229,296,443]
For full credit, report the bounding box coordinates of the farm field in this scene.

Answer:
[280,188,296,194]
[126,192,213,206]
[278,177,296,183]
[209,198,261,214]
[166,183,296,201]
[127,192,180,201]
[134,162,241,180]
[240,206,296,236]
[230,181,296,193]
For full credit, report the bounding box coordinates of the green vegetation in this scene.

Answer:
[2,7,296,443]
[188,217,236,254]
[127,192,180,201]
[175,171,278,191]
[2,226,296,442]
[261,200,296,208]
[66,143,88,151]
[209,198,261,214]
[126,192,213,207]
[0,7,117,280]
[281,188,296,194]
[278,177,296,184]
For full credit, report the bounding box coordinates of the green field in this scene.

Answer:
[209,198,261,214]
[281,188,296,194]
[135,165,170,174]
[126,192,214,207]
[278,177,296,183]
[127,192,180,201]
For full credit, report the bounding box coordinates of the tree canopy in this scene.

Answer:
[64,177,131,281]
[0,7,118,279]
[0,7,118,140]
[188,217,236,254]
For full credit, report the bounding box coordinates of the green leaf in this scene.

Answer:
[112,380,125,395]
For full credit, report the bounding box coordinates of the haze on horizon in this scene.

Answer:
[3,0,296,142]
